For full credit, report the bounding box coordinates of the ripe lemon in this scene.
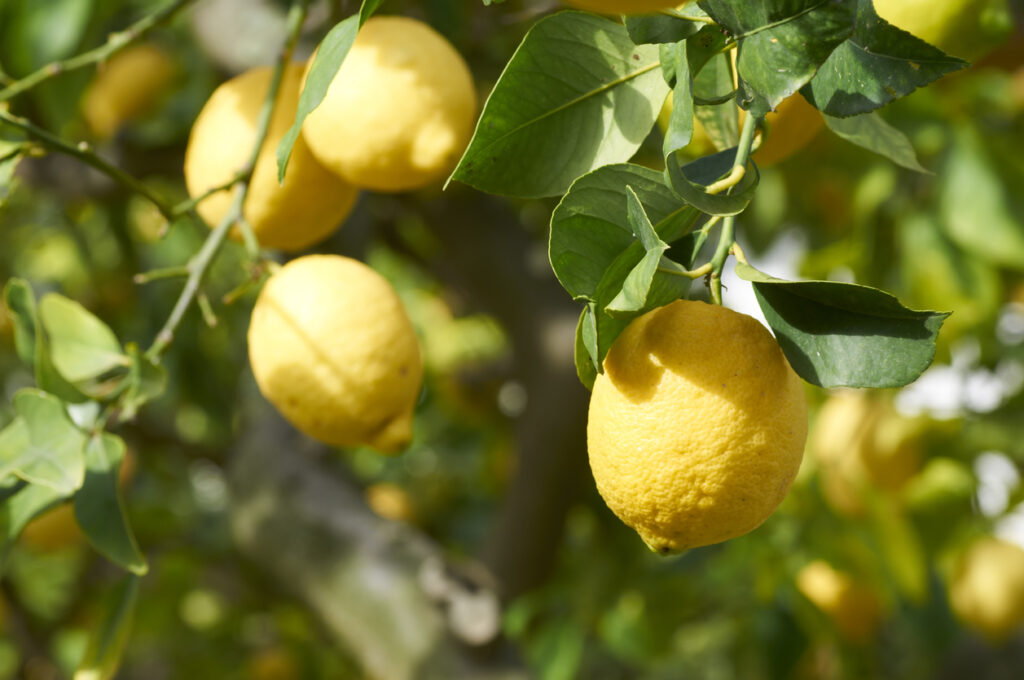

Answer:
[301,17,477,192]
[811,391,923,516]
[874,0,1012,60]
[365,482,415,522]
[81,43,177,139]
[587,300,807,553]
[949,537,1024,641]
[565,0,682,13]
[248,255,422,453]
[753,95,824,166]
[184,64,358,251]
[796,560,883,642]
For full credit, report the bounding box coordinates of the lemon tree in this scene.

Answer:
[0,0,1019,678]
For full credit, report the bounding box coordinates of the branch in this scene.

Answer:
[0,0,197,103]
[228,401,529,680]
[143,0,310,360]
[0,110,176,220]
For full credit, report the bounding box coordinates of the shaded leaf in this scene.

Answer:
[0,482,67,558]
[39,293,127,383]
[118,343,168,422]
[549,163,693,300]
[700,0,857,116]
[664,147,758,216]
[74,575,141,680]
[74,433,147,574]
[660,42,694,158]
[12,389,87,494]
[3,277,37,368]
[801,0,967,117]
[735,263,948,388]
[0,147,23,206]
[824,112,928,172]
[607,187,670,313]
[575,305,599,391]
[450,12,667,198]
[693,52,738,151]
[625,10,705,44]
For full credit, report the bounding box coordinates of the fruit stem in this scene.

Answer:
[143,0,310,361]
[0,0,197,103]
[709,110,759,305]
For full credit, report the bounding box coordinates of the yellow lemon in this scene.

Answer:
[811,391,924,516]
[81,43,177,139]
[874,0,1012,60]
[753,95,824,166]
[248,255,422,453]
[301,17,477,192]
[797,560,884,642]
[949,537,1024,641]
[19,504,84,552]
[184,64,358,251]
[565,0,681,13]
[587,300,807,553]
[365,482,415,522]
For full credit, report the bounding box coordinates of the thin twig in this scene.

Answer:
[0,109,176,220]
[170,168,248,217]
[0,0,197,103]
[709,112,759,305]
[144,0,309,360]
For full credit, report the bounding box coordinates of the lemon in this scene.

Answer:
[874,0,1012,60]
[587,300,807,553]
[753,94,824,166]
[184,64,358,251]
[247,255,422,452]
[797,560,883,642]
[301,16,477,192]
[81,43,177,139]
[949,537,1024,641]
[811,391,924,516]
[365,482,415,522]
[565,0,681,13]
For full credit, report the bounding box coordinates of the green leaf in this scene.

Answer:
[801,0,967,117]
[549,163,694,300]
[0,482,67,557]
[735,263,948,388]
[664,147,758,216]
[39,293,128,383]
[693,52,738,151]
[3,278,37,368]
[824,112,928,172]
[74,575,140,680]
[940,125,1024,271]
[74,433,146,574]
[450,12,668,198]
[661,42,693,159]
[118,343,168,422]
[700,0,856,116]
[0,418,30,483]
[276,15,358,182]
[607,188,670,314]
[11,389,87,494]
[625,10,705,44]
[574,305,599,391]
[0,147,23,206]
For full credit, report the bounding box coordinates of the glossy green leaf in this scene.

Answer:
[940,125,1024,271]
[450,12,668,198]
[607,188,670,314]
[3,277,37,367]
[574,305,599,391]
[74,575,141,680]
[801,2,966,117]
[693,52,737,151]
[39,293,127,383]
[661,42,693,158]
[700,0,856,116]
[276,15,358,182]
[735,263,948,388]
[625,9,705,45]
[118,343,168,422]
[664,148,758,216]
[824,112,928,172]
[11,389,86,494]
[549,163,693,300]
[74,433,147,574]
